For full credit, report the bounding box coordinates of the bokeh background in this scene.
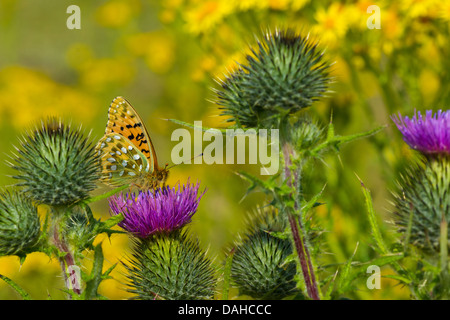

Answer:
[0,0,449,299]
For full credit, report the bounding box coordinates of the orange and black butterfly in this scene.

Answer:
[96,96,168,189]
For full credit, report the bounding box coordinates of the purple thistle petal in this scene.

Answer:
[391,110,450,155]
[109,179,206,238]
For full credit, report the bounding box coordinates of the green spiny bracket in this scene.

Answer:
[0,274,31,300]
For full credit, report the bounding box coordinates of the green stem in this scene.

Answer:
[82,184,130,205]
[51,207,82,297]
[440,211,448,299]
[287,211,320,300]
[282,142,320,300]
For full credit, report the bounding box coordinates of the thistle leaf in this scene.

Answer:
[83,243,104,300]
[357,175,389,254]
[310,125,385,157]
[221,248,235,300]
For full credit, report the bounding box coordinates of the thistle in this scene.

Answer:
[124,232,217,300]
[290,116,324,151]
[0,190,40,258]
[109,180,205,238]
[215,29,332,128]
[10,118,99,207]
[391,110,450,253]
[63,207,96,254]
[111,180,214,299]
[231,210,299,299]
[391,110,450,156]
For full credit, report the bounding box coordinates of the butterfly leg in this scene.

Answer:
[128,182,140,199]
[117,183,137,213]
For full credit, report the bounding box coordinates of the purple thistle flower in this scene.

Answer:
[109,180,206,238]
[391,110,450,155]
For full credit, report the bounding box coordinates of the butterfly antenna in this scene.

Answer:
[167,153,203,170]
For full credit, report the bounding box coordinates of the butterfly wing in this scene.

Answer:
[96,133,150,187]
[106,96,159,173]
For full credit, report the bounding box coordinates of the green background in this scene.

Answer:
[0,0,449,299]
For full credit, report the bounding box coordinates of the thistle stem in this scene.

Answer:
[51,209,81,296]
[287,211,320,300]
[282,143,320,300]
[53,229,81,295]
[440,211,449,299]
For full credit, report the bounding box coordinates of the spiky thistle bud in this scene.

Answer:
[392,159,450,253]
[10,118,99,207]
[63,207,95,253]
[214,28,332,128]
[0,190,40,257]
[124,232,217,300]
[231,209,299,299]
[290,116,324,151]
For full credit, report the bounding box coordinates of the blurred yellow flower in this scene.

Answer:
[212,50,247,81]
[143,35,176,75]
[230,0,308,11]
[80,57,135,90]
[233,0,268,10]
[165,0,185,9]
[190,55,217,81]
[126,31,176,74]
[0,67,98,128]
[438,2,450,21]
[345,0,385,30]
[125,33,154,57]
[417,39,440,68]
[95,0,140,28]
[332,56,351,84]
[399,0,440,18]
[380,8,404,55]
[381,9,402,41]
[419,69,439,104]
[184,0,234,34]
[159,9,176,24]
[67,43,136,90]
[290,0,309,11]
[0,256,19,278]
[313,3,349,48]
[268,0,290,10]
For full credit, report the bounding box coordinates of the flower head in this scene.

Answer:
[109,180,205,238]
[125,232,217,300]
[215,28,332,128]
[313,3,349,47]
[231,209,298,299]
[391,110,450,155]
[0,190,40,258]
[10,118,99,206]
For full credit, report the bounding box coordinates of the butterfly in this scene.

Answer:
[96,96,169,190]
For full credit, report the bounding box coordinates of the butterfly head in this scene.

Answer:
[157,165,169,185]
